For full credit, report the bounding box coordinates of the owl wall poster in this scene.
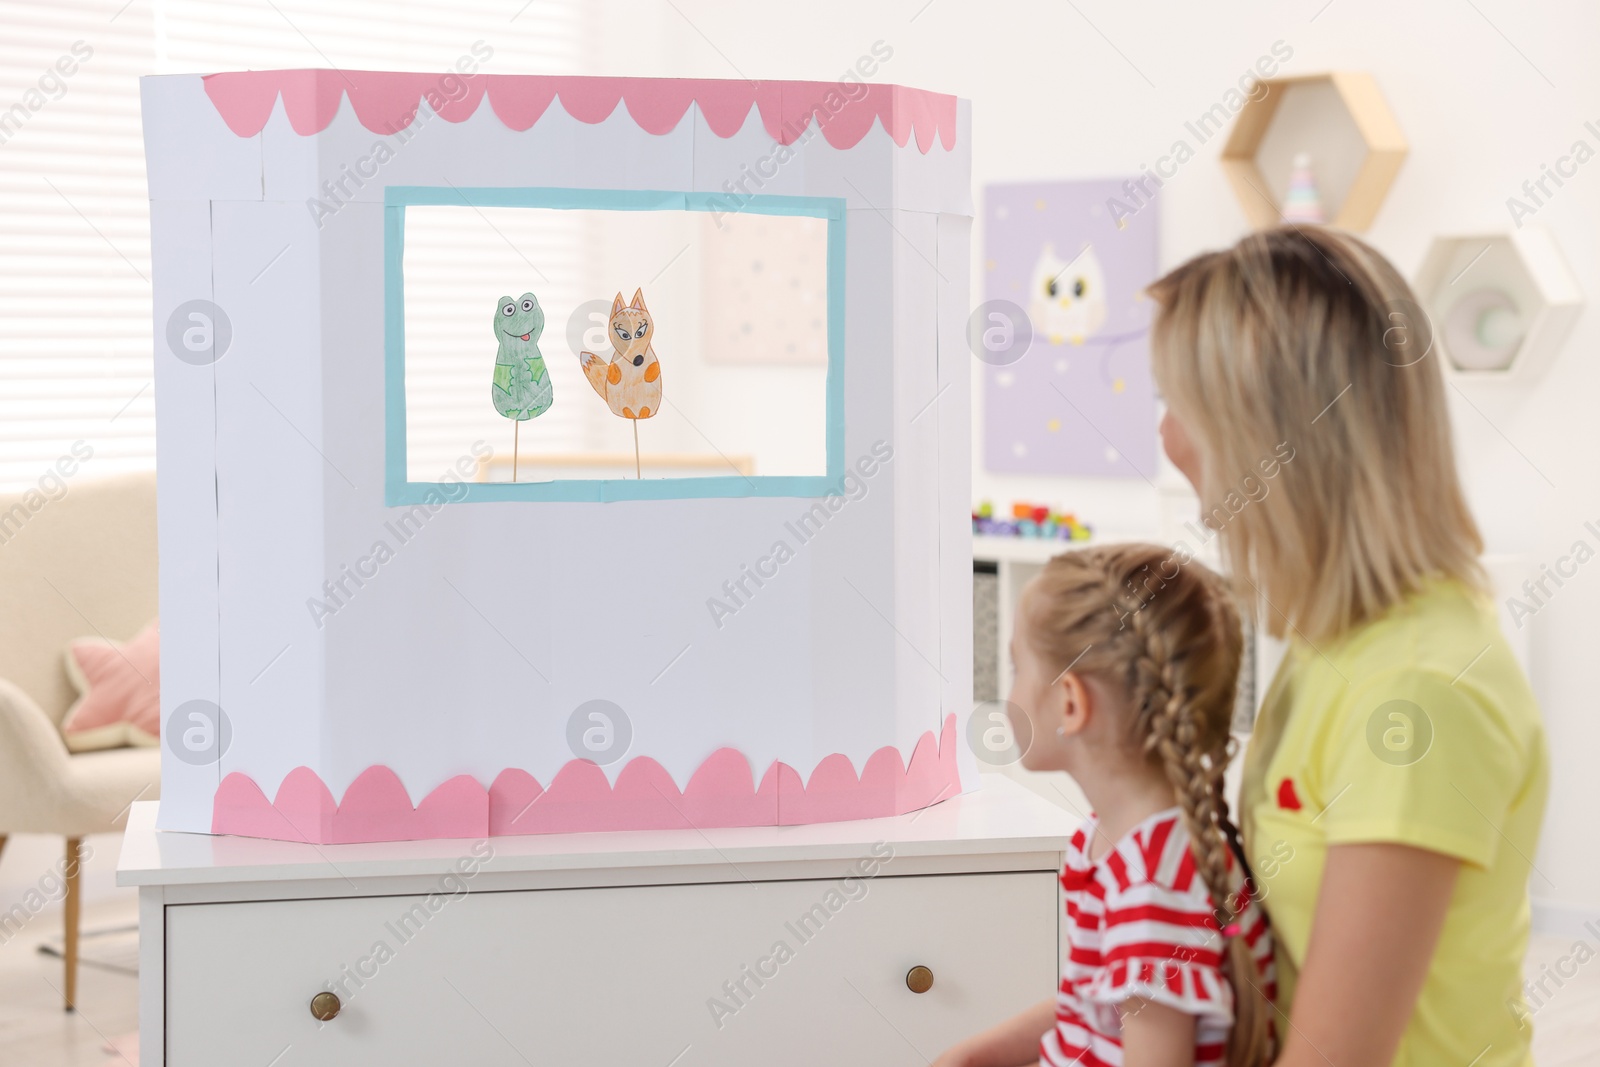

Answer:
[1028,242,1109,346]
[983,179,1158,479]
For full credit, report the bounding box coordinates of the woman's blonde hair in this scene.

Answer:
[1021,543,1271,1067]
[1148,225,1485,643]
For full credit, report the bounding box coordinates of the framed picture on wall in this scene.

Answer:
[982,179,1159,479]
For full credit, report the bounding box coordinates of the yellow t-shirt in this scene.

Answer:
[1240,577,1548,1067]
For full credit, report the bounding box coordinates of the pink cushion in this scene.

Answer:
[60,619,161,752]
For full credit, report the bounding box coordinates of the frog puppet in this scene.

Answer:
[492,292,553,421]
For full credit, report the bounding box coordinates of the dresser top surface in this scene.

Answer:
[117,775,1080,889]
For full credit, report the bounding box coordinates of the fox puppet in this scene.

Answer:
[580,289,662,420]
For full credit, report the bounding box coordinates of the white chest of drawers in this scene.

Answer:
[118,776,1074,1066]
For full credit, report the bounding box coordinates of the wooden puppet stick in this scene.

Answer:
[633,419,641,479]
[513,420,520,483]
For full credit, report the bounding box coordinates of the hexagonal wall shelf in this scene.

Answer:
[1413,227,1583,383]
[1221,72,1406,231]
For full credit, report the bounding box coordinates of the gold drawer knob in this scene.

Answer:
[310,991,342,1021]
[906,965,934,994]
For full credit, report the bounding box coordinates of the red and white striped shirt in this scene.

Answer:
[1041,808,1275,1067]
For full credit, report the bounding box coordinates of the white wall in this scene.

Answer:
[584,0,1600,921]
[6,0,1582,920]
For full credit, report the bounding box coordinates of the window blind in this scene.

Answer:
[0,0,589,491]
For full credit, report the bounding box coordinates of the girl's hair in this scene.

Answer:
[1021,543,1271,1067]
[1148,225,1485,643]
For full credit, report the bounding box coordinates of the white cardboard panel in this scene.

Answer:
[311,210,914,795]
[955,100,975,214]
[804,108,972,216]
[264,93,694,205]
[262,93,567,204]
[257,96,319,208]
[574,92,965,213]
[797,207,899,772]
[303,205,821,790]
[313,202,387,496]
[210,201,329,798]
[304,197,843,791]
[690,102,809,200]
[307,204,914,795]
[143,73,971,214]
[542,497,826,784]
[803,121,894,211]
[141,76,263,203]
[890,209,946,751]
[320,440,560,789]
[937,212,978,792]
[893,98,974,218]
[321,500,561,793]
[150,199,222,833]
[312,198,502,794]
[790,475,899,775]
[317,493,860,792]
[567,100,696,193]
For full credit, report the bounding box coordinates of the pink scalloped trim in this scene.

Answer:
[211,714,961,842]
[198,72,958,153]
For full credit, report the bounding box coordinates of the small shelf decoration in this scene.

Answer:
[972,500,1093,541]
[1221,72,1406,232]
[1280,152,1325,224]
[1412,228,1583,382]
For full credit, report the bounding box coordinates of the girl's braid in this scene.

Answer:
[1082,549,1272,1067]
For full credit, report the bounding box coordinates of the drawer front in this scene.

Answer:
[166,871,1058,1066]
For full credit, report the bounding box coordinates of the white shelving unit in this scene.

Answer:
[1413,229,1583,383]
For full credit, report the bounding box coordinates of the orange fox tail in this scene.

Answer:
[578,351,609,398]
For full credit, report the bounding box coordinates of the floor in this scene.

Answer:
[0,900,1596,1065]
[1526,930,1600,1067]
[0,897,140,1067]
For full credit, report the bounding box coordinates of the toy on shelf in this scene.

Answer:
[579,289,663,478]
[491,292,553,482]
[1443,288,1524,372]
[1280,152,1324,225]
[972,500,1092,541]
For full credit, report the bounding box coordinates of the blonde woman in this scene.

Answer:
[1148,226,1547,1067]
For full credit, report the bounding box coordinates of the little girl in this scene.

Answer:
[937,543,1274,1067]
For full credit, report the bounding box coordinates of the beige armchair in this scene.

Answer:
[0,470,161,1010]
